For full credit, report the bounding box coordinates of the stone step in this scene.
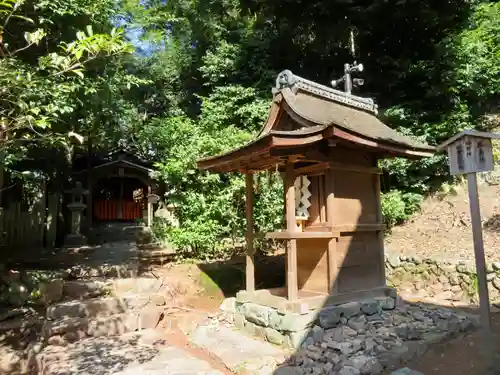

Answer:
[189,324,288,374]
[47,293,167,320]
[111,277,167,295]
[46,297,129,320]
[34,330,165,375]
[42,307,165,344]
[63,280,110,300]
[35,330,225,375]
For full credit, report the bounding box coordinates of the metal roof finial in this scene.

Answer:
[331,29,364,95]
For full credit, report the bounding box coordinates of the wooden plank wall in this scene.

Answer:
[0,192,47,251]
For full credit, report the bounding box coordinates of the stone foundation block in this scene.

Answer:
[244,303,270,326]
[234,313,245,329]
[265,327,285,345]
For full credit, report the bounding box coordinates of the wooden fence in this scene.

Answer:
[0,190,59,252]
[0,201,46,249]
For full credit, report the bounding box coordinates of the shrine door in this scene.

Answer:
[93,177,146,222]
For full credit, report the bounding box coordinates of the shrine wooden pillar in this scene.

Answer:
[326,169,338,294]
[245,172,255,292]
[374,172,386,286]
[285,162,298,301]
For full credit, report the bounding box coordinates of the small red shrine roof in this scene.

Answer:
[197,70,435,173]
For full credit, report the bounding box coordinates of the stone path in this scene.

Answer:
[36,329,227,375]
[189,324,288,373]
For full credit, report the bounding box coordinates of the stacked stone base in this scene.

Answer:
[226,295,398,350]
[222,293,479,374]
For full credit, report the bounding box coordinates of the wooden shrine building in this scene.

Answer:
[73,145,161,229]
[197,69,435,312]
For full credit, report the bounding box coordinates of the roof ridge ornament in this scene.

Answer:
[274,70,378,115]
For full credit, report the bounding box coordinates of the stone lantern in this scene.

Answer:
[63,181,89,248]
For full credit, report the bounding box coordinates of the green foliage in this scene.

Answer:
[4,0,500,261]
[381,190,424,228]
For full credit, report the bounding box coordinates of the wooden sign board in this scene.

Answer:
[147,194,160,203]
[438,130,499,176]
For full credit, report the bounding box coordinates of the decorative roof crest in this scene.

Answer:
[274,70,378,115]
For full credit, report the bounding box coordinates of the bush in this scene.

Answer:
[381,190,423,228]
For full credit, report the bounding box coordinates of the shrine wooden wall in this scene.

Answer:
[295,147,385,297]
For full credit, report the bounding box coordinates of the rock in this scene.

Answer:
[386,255,401,268]
[220,297,236,313]
[87,313,138,337]
[493,277,500,291]
[275,366,302,375]
[346,355,382,375]
[338,365,361,375]
[47,335,67,346]
[268,310,281,329]
[311,325,324,343]
[394,324,421,340]
[244,303,270,327]
[42,317,89,338]
[438,275,448,283]
[288,330,309,349]
[456,263,474,274]
[390,368,425,375]
[448,274,459,285]
[434,290,453,300]
[376,297,395,310]
[0,350,22,373]
[63,280,107,300]
[364,338,377,354]
[280,311,316,332]
[244,320,257,336]
[46,298,128,320]
[492,262,500,271]
[234,313,245,329]
[265,327,284,345]
[327,341,354,355]
[338,301,363,318]
[40,279,64,305]
[487,273,496,281]
[324,327,344,342]
[361,300,380,315]
[411,311,426,322]
[366,314,383,323]
[318,307,341,329]
[348,315,367,333]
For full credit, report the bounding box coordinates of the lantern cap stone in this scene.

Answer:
[437,130,500,152]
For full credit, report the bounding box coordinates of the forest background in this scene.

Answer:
[1,0,499,259]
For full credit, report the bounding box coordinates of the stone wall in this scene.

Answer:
[220,294,478,374]
[223,295,398,349]
[385,254,500,304]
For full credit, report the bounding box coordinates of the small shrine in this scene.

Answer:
[197,66,435,316]
[72,143,163,229]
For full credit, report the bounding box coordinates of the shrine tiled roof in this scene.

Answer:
[197,70,435,172]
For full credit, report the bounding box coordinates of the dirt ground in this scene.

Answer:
[159,262,500,375]
[386,182,500,264]
[403,309,500,375]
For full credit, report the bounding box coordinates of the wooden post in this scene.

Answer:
[46,192,59,248]
[245,173,255,292]
[326,170,338,294]
[467,172,493,355]
[285,162,298,301]
[374,173,386,286]
[118,178,124,220]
